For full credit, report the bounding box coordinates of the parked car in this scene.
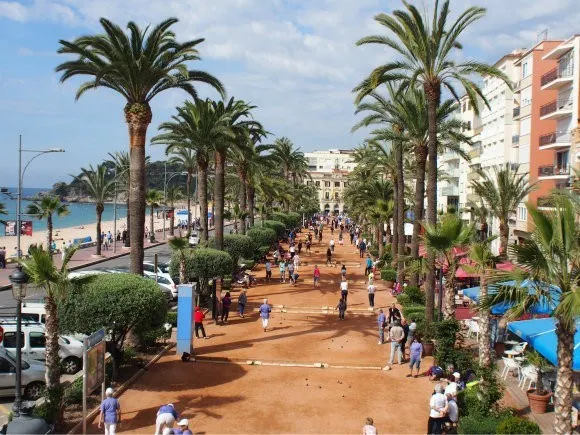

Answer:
[142,272,174,301]
[0,347,45,400]
[188,232,200,247]
[0,322,84,374]
[21,301,88,343]
[143,261,176,288]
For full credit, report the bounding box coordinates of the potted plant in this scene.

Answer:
[418,321,436,356]
[525,350,552,414]
[380,268,397,288]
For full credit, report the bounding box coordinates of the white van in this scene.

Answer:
[0,322,84,374]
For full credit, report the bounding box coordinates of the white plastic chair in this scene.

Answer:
[468,320,480,341]
[505,342,528,358]
[501,357,521,379]
[518,364,538,390]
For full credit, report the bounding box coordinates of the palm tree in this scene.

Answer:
[75,164,115,256]
[146,189,164,243]
[168,147,196,232]
[354,0,508,323]
[19,245,76,394]
[270,137,309,186]
[165,186,184,237]
[56,18,225,275]
[482,197,579,434]
[152,99,232,242]
[471,163,535,258]
[168,237,189,284]
[423,213,473,319]
[26,196,69,252]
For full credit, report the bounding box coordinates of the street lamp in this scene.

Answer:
[8,266,29,416]
[162,165,188,240]
[16,135,65,258]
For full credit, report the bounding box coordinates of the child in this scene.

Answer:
[313,265,321,287]
[336,296,347,320]
[363,417,377,435]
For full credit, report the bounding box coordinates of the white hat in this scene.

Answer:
[453,372,461,378]
[177,419,189,426]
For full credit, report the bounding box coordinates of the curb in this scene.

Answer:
[195,357,385,371]
[67,342,175,434]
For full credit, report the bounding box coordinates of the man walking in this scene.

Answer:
[388,320,405,365]
[265,259,272,283]
[259,298,271,332]
[155,403,179,435]
[340,278,349,302]
[359,239,366,258]
[377,309,386,345]
[367,282,376,308]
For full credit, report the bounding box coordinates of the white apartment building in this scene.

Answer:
[304,149,355,214]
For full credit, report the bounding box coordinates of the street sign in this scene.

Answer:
[83,328,106,434]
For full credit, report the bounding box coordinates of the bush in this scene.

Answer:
[381,268,396,281]
[402,304,425,319]
[272,211,301,229]
[496,417,541,434]
[169,248,233,282]
[63,377,83,406]
[458,415,501,434]
[247,227,277,256]
[404,285,425,305]
[211,234,253,269]
[433,319,461,368]
[369,248,379,257]
[262,220,286,238]
[396,293,411,306]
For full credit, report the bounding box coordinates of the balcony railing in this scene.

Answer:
[540,97,573,117]
[539,131,571,147]
[512,134,519,145]
[442,186,459,196]
[540,64,574,87]
[513,107,520,118]
[538,165,570,177]
[537,196,555,208]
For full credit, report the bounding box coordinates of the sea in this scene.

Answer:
[1,187,127,233]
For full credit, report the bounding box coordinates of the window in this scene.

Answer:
[306,181,313,186]
[324,192,330,200]
[334,182,340,187]
[324,181,331,187]
[0,358,12,374]
[517,205,527,221]
[334,192,339,200]
[29,332,46,349]
[520,118,531,136]
[3,332,24,349]
[522,59,531,78]
[315,181,320,187]
[521,87,532,106]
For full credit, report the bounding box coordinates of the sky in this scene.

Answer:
[0,0,579,188]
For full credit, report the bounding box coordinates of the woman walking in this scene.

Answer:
[336,296,347,320]
[221,292,232,324]
[238,290,247,318]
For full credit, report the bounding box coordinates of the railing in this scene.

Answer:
[513,107,520,118]
[539,131,571,147]
[442,186,459,196]
[538,165,570,177]
[446,168,460,178]
[540,98,573,117]
[512,135,519,145]
[540,64,574,87]
[537,196,555,208]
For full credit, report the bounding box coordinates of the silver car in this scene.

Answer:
[0,348,45,400]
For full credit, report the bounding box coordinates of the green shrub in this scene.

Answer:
[63,377,83,405]
[380,268,396,281]
[222,277,232,290]
[166,311,177,327]
[262,220,286,238]
[247,227,277,256]
[458,415,501,434]
[122,346,138,365]
[496,416,541,434]
[272,211,301,228]
[169,248,233,282]
[369,248,379,257]
[239,259,255,270]
[396,293,411,306]
[434,319,461,368]
[140,326,171,347]
[211,234,253,269]
[402,304,425,318]
[404,285,425,305]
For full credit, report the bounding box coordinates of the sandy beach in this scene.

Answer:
[0,204,200,258]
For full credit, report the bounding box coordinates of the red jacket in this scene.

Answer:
[194,307,205,323]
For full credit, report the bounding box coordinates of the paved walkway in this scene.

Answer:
[84,224,436,434]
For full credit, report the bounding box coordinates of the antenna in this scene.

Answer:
[537,29,548,42]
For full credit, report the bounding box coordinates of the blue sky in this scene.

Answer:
[0,0,579,188]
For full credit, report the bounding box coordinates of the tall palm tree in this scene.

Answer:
[76,164,115,256]
[57,18,225,275]
[354,0,508,323]
[168,237,189,284]
[146,189,164,243]
[482,197,579,434]
[168,147,196,232]
[165,186,184,237]
[423,213,473,319]
[26,196,69,252]
[152,99,232,242]
[471,163,535,258]
[270,137,309,185]
[19,245,76,394]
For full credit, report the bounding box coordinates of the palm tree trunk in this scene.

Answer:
[186,172,192,234]
[377,222,384,258]
[198,162,209,242]
[478,274,492,367]
[46,214,53,254]
[125,195,131,247]
[169,205,175,237]
[392,179,399,263]
[128,119,148,275]
[44,295,60,391]
[396,141,405,284]
[214,150,226,250]
[443,264,456,319]
[554,322,575,434]
[96,206,103,256]
[179,253,186,284]
[410,144,427,287]
[248,185,255,227]
[424,83,441,324]
[499,219,509,259]
[239,170,247,235]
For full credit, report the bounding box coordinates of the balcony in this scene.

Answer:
[446,167,460,178]
[540,97,573,120]
[442,185,459,196]
[512,134,519,146]
[467,171,480,182]
[540,65,574,90]
[538,131,572,150]
[538,165,571,179]
[512,106,520,118]
[537,196,555,209]
[469,143,482,159]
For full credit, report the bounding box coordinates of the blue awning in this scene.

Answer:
[462,280,561,315]
[507,318,580,371]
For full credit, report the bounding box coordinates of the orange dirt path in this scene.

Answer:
[87,223,435,434]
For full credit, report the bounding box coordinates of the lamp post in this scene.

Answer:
[8,266,29,416]
[162,167,188,240]
[16,135,65,258]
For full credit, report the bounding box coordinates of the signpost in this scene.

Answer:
[82,328,106,434]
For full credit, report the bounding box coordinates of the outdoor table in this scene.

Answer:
[504,340,520,347]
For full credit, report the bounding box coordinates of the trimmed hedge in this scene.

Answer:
[380,268,396,281]
[169,248,233,282]
[262,220,286,238]
[496,417,541,434]
[247,227,277,259]
[404,285,425,305]
[217,234,253,269]
[272,211,301,229]
[458,415,501,434]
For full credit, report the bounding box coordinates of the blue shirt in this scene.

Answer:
[174,429,193,435]
[158,405,178,419]
[100,397,120,424]
[366,258,372,268]
[265,262,271,271]
[377,313,386,327]
[259,304,271,319]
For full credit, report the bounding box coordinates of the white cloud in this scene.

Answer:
[0,1,27,21]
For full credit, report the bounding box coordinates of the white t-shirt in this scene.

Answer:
[362,425,377,435]
[444,382,458,397]
[330,240,335,246]
[367,284,376,294]
[429,393,447,418]
[447,399,459,423]
[290,246,295,253]
[340,281,348,291]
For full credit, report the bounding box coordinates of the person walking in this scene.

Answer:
[305,238,311,253]
[401,318,410,361]
[98,387,120,435]
[359,239,366,258]
[289,243,296,259]
[367,282,376,308]
[279,260,286,283]
[388,320,405,365]
[259,298,271,332]
[194,306,210,339]
[407,336,424,378]
[335,296,347,320]
[288,262,295,284]
[341,264,347,279]
[329,238,335,252]
[155,403,179,435]
[293,253,300,273]
[313,265,321,288]
[365,254,373,276]
[340,278,348,302]
[363,417,377,435]
[297,240,303,255]
[377,309,386,345]
[220,292,232,324]
[406,318,417,358]
[326,247,332,266]
[238,290,247,318]
[387,303,401,327]
[265,259,272,283]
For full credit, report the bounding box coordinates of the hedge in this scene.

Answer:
[169,248,233,283]
[496,417,541,434]
[380,268,396,281]
[247,227,277,259]
[262,220,286,238]
[211,234,253,269]
[404,285,425,305]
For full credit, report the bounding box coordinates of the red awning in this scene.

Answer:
[496,261,516,272]
[456,267,478,279]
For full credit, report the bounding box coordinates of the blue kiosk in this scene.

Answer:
[176,283,197,357]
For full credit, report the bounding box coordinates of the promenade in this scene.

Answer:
[84,225,435,434]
